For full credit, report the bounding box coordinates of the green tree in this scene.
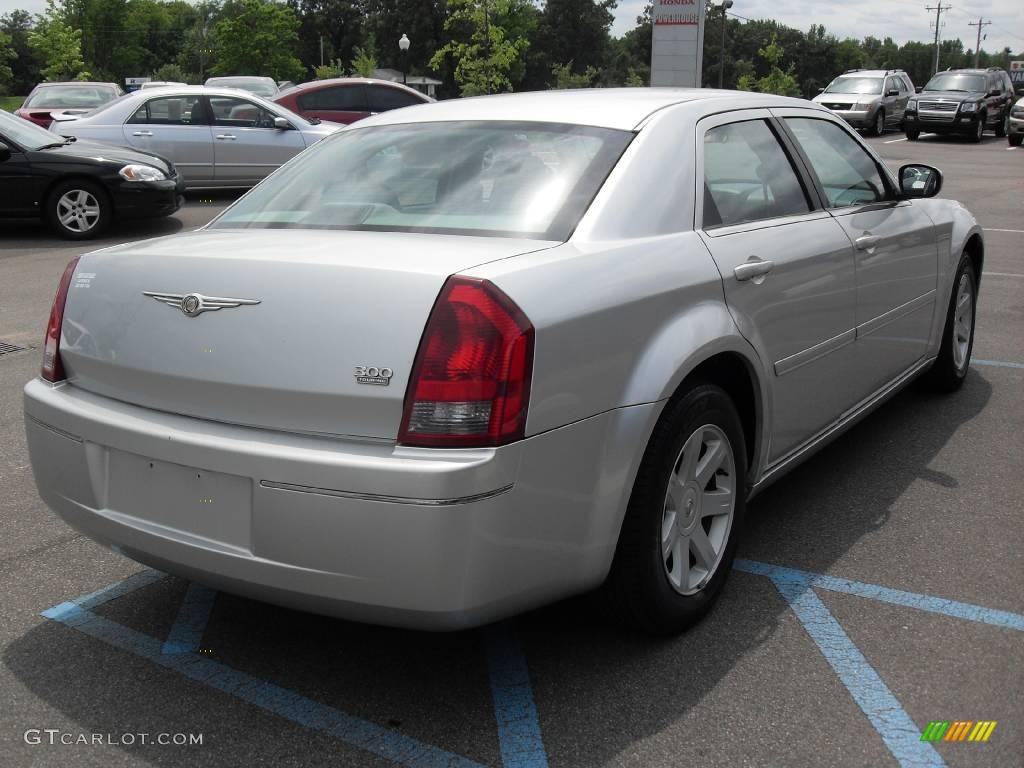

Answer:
[753,35,799,96]
[349,45,377,77]
[29,0,91,81]
[211,0,304,81]
[0,31,14,93]
[314,59,344,79]
[2,11,42,94]
[550,61,598,89]
[152,63,191,83]
[429,0,529,96]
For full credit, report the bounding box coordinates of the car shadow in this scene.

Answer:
[0,216,185,250]
[3,370,993,766]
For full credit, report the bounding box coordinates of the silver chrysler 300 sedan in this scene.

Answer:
[25,89,983,635]
[51,86,340,189]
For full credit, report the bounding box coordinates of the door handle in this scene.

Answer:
[733,258,775,283]
[215,134,237,141]
[131,131,152,137]
[856,235,881,251]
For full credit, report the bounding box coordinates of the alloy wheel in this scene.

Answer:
[661,424,736,595]
[57,189,101,234]
[952,272,974,370]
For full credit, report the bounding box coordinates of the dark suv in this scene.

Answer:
[904,67,1015,142]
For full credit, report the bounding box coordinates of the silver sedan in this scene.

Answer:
[25,89,983,634]
[51,85,339,189]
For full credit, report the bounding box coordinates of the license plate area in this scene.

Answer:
[107,449,252,549]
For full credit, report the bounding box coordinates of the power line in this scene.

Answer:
[967,17,991,67]
[925,3,953,74]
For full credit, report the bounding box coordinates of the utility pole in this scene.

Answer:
[925,4,953,75]
[968,18,991,68]
[718,0,734,89]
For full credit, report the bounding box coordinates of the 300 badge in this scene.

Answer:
[354,366,394,386]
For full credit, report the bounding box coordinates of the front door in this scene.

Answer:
[121,94,214,186]
[206,95,306,184]
[779,114,938,393]
[0,140,38,216]
[696,111,861,463]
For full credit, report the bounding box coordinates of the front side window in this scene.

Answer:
[702,119,810,229]
[211,121,633,240]
[825,77,884,95]
[208,96,278,128]
[297,86,368,112]
[785,118,889,208]
[128,95,206,125]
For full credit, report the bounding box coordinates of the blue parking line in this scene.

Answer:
[162,583,218,654]
[769,576,945,768]
[42,569,167,621]
[972,359,1024,369]
[42,601,487,768]
[484,627,549,768]
[735,560,1024,632]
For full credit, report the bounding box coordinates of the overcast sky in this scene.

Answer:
[1,0,1022,57]
[614,0,1024,53]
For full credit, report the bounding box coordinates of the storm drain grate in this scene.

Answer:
[0,341,28,356]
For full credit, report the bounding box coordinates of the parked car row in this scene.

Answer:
[812,66,1018,144]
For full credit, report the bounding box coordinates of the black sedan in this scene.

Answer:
[0,108,183,239]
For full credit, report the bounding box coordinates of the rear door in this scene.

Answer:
[696,110,861,463]
[122,94,214,185]
[296,85,371,124]
[778,111,938,393]
[207,95,306,184]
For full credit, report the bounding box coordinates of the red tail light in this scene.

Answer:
[399,276,534,448]
[41,256,80,382]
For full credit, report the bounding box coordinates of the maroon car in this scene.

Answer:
[272,78,431,125]
[16,82,124,128]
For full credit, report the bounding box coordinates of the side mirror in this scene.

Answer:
[886,89,900,97]
[899,164,943,199]
[989,89,1001,97]
[273,116,291,130]
[915,85,923,94]
[817,87,825,94]
[0,142,9,162]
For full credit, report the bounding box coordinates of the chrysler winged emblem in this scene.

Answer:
[143,291,261,317]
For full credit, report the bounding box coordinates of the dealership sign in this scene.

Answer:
[650,0,707,88]
[1011,61,1024,86]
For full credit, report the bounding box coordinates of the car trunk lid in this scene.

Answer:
[60,229,555,439]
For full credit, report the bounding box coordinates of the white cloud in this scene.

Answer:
[613,0,1024,55]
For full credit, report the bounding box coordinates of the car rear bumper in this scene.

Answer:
[24,378,657,630]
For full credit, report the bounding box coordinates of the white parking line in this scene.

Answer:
[985,272,1024,278]
[987,228,1024,234]
[884,137,908,144]
[1008,147,1018,151]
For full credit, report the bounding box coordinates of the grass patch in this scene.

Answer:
[1,96,25,111]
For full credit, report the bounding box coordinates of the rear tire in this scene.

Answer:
[45,179,111,240]
[906,129,920,141]
[1010,134,1024,147]
[925,254,977,392]
[603,384,747,636]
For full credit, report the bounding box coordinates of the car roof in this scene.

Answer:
[360,88,823,131]
[32,81,120,88]
[206,75,276,82]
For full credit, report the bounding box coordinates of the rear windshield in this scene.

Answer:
[25,85,117,108]
[211,121,634,240]
[824,77,883,95]
[206,78,278,96]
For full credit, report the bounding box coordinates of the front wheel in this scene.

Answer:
[925,254,977,392]
[970,116,985,143]
[46,179,110,240]
[603,384,747,636]
[871,110,886,137]
[1010,133,1024,147]
[906,129,920,141]
[994,112,1007,138]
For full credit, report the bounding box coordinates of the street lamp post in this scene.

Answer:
[398,34,410,86]
[718,0,734,89]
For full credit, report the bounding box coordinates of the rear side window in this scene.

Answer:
[297,86,369,112]
[128,95,206,125]
[702,120,811,229]
[367,86,424,112]
[785,118,889,208]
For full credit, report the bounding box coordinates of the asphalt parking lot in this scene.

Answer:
[1,130,1022,768]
